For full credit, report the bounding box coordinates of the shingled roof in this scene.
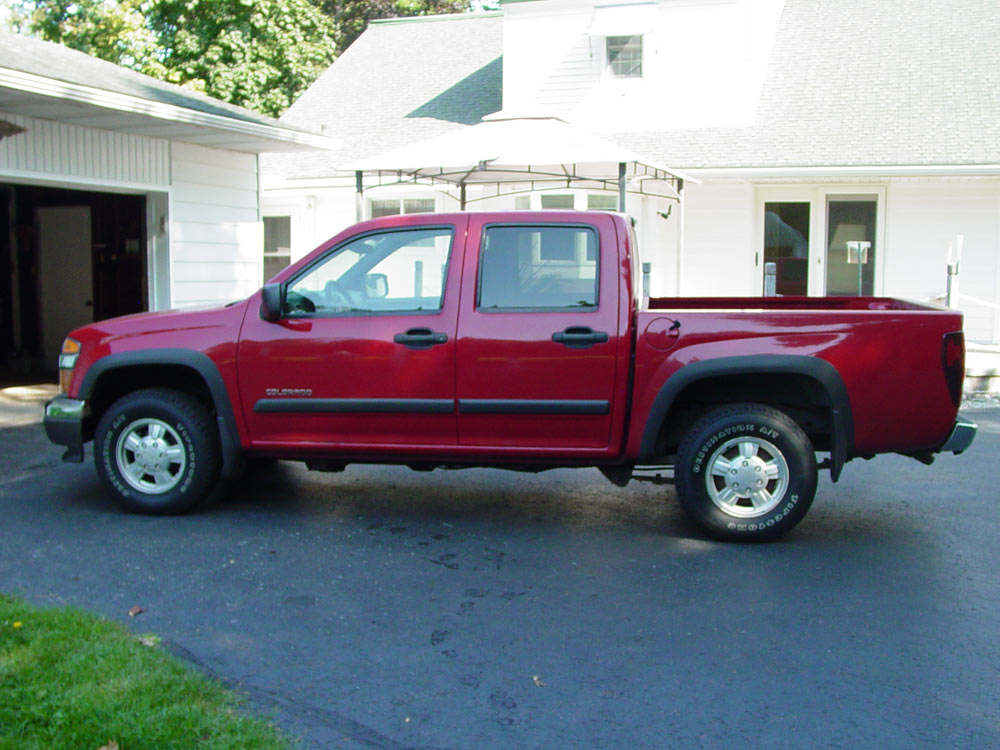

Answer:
[265,0,1000,176]
[265,12,503,178]
[0,31,335,152]
[0,32,279,127]
[616,0,1000,169]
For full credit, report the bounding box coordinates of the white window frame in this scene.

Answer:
[368,196,438,219]
[606,34,644,79]
[262,206,302,286]
[516,191,620,211]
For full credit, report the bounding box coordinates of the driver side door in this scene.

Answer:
[237,218,466,451]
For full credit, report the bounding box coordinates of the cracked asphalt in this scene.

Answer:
[1,392,998,749]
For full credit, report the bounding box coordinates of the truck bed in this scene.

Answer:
[647,296,940,312]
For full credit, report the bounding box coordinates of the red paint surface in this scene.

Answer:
[64,211,964,467]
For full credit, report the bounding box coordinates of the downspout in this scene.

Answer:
[618,162,626,212]
[355,170,364,222]
[676,178,685,296]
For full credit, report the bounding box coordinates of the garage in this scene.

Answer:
[0,33,334,379]
[0,184,148,371]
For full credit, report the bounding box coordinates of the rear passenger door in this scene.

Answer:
[455,214,625,455]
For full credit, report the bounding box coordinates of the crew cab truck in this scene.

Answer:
[44,211,977,541]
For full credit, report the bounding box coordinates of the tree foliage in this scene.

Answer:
[15,0,474,116]
[15,0,338,117]
[319,1,468,52]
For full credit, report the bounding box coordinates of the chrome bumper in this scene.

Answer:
[44,396,87,463]
[939,415,977,455]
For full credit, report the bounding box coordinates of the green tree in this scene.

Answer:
[16,0,339,117]
[17,0,167,78]
[319,1,468,53]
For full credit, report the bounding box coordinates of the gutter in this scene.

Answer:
[0,67,339,151]
[684,165,1000,179]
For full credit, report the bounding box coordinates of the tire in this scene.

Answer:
[94,388,221,514]
[674,403,817,542]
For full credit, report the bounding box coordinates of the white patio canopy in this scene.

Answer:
[345,113,695,219]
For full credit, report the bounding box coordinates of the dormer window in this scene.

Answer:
[588,2,656,80]
[607,35,643,78]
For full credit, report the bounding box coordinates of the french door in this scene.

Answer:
[756,187,886,297]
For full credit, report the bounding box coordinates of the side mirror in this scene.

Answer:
[365,273,388,299]
[259,283,283,322]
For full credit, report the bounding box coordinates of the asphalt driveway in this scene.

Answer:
[1,391,998,749]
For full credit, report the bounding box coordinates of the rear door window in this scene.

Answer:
[477,225,599,311]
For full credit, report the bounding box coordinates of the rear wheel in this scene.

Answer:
[94,388,221,514]
[674,403,817,541]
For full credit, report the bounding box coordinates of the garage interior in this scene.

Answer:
[0,183,146,380]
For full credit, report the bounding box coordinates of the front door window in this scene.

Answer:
[286,227,452,314]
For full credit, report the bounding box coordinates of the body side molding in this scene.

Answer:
[255,398,454,414]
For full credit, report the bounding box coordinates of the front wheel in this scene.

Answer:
[94,388,221,514]
[674,403,817,542]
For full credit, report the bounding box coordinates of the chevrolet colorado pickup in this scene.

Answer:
[44,211,976,540]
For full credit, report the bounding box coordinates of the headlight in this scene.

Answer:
[58,338,81,393]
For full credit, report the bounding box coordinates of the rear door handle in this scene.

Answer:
[552,326,609,348]
[393,327,448,350]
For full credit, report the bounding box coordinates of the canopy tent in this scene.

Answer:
[345,114,695,218]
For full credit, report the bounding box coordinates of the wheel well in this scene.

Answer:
[83,365,215,441]
[654,373,835,460]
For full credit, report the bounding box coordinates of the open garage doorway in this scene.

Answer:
[0,184,147,378]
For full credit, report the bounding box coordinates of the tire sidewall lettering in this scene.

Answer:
[173,419,196,494]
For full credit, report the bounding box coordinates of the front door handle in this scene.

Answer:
[394,327,448,350]
[552,326,609,348]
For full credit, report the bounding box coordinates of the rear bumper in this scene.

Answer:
[44,396,87,463]
[938,415,977,455]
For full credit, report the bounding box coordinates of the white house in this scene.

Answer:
[262,0,1000,352]
[0,31,335,369]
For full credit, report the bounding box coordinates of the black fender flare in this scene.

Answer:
[79,349,243,477]
[638,355,854,481]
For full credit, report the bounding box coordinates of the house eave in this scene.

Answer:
[0,67,339,154]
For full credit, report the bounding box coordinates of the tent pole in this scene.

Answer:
[355,171,364,222]
[460,183,467,211]
[618,162,626,211]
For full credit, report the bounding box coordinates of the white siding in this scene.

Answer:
[674,176,1000,342]
[503,7,598,115]
[0,112,169,188]
[680,181,755,296]
[884,178,1000,343]
[169,142,262,307]
[502,0,784,131]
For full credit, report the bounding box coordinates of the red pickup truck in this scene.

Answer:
[45,211,976,540]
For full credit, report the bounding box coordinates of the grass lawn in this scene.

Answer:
[0,594,295,750]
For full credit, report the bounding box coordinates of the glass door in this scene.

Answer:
[763,202,810,296]
[758,188,884,297]
[825,197,877,296]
